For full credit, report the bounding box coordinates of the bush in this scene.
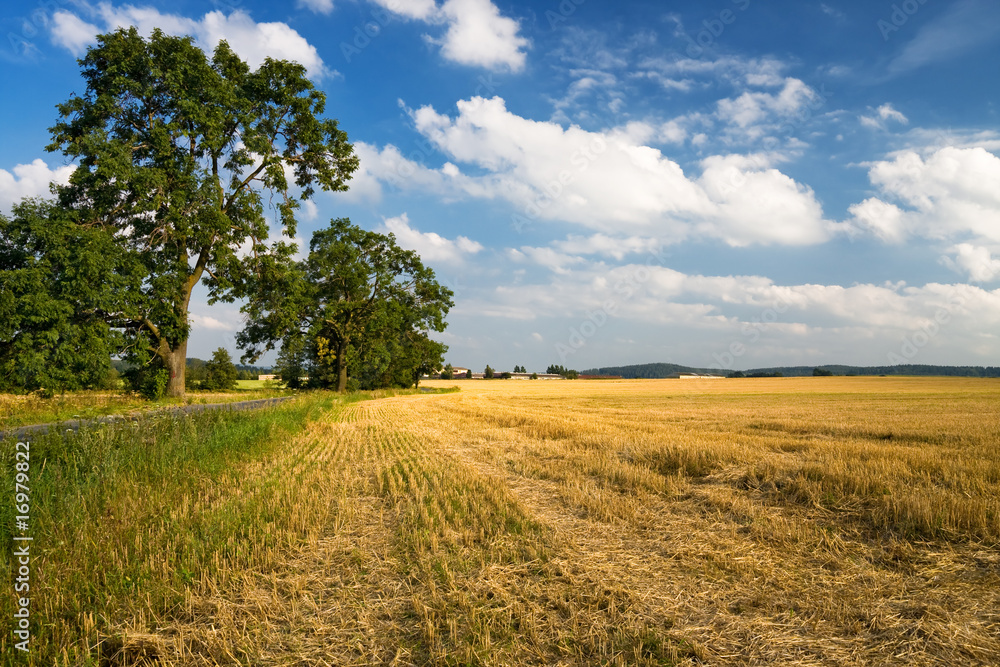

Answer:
[201,348,239,391]
[123,364,171,400]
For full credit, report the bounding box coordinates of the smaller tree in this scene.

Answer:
[441,363,454,380]
[500,371,512,379]
[466,369,474,379]
[530,372,538,380]
[484,365,494,379]
[239,218,452,392]
[202,348,239,391]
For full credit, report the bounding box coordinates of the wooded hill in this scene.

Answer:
[582,362,1000,378]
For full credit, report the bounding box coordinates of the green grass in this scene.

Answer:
[0,391,336,664]
[0,385,460,665]
[0,385,293,432]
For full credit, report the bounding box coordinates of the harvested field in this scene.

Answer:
[4,377,999,665]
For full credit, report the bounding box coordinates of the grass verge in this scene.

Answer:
[0,389,375,665]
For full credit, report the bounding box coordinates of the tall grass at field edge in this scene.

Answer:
[0,389,421,665]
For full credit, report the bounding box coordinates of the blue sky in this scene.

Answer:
[2,0,1000,372]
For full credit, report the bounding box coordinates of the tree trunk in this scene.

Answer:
[161,338,188,398]
[336,338,348,393]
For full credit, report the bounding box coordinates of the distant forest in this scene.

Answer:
[582,362,1000,379]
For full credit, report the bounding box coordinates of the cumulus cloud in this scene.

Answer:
[48,5,328,78]
[849,146,1000,244]
[436,0,528,71]
[51,11,101,55]
[362,96,836,247]
[0,160,76,212]
[942,243,1000,283]
[369,0,528,70]
[379,213,483,264]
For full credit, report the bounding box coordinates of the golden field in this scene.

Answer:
[3,377,999,665]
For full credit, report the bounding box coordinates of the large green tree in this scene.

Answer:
[239,218,453,392]
[46,27,357,396]
[0,199,131,392]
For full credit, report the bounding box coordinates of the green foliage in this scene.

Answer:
[274,339,308,390]
[484,365,494,379]
[0,199,125,393]
[500,371,512,379]
[239,218,452,392]
[546,364,578,379]
[122,362,171,400]
[440,363,454,380]
[202,348,239,391]
[42,27,356,396]
[530,372,539,379]
[813,367,834,376]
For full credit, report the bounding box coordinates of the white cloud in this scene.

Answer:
[697,154,833,246]
[511,245,587,275]
[48,5,328,79]
[393,95,835,246]
[437,0,529,71]
[554,234,661,260]
[847,197,906,243]
[371,0,438,21]
[189,313,236,331]
[715,77,820,141]
[860,103,909,130]
[50,11,101,55]
[337,141,470,205]
[850,146,1000,244]
[469,258,1000,365]
[638,55,787,88]
[371,0,528,70]
[379,213,483,264]
[0,160,76,212]
[943,244,1000,283]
